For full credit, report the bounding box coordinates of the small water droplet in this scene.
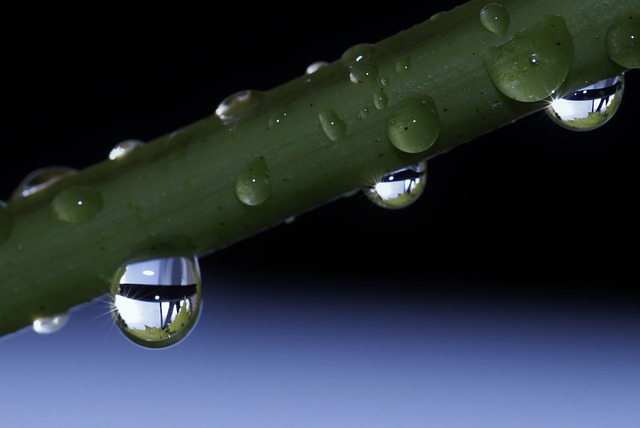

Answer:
[485,15,574,102]
[33,312,69,334]
[111,256,202,349]
[306,61,329,74]
[318,109,347,141]
[546,75,624,131]
[215,89,263,123]
[10,166,77,200]
[108,139,145,160]
[386,96,440,154]
[479,3,510,36]
[364,161,427,209]
[268,110,288,127]
[395,55,411,73]
[349,61,378,84]
[51,186,103,223]
[381,77,389,86]
[0,200,12,244]
[606,13,640,68]
[374,89,388,110]
[235,157,271,206]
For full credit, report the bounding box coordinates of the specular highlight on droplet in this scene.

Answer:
[10,166,77,200]
[235,157,271,206]
[485,15,574,102]
[110,256,202,349]
[546,75,624,131]
[109,139,145,160]
[364,161,427,209]
[386,96,440,154]
[32,312,69,334]
[479,3,510,36]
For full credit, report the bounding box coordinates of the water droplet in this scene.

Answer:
[341,43,375,64]
[479,3,510,36]
[268,110,288,127]
[485,15,574,102]
[215,89,263,123]
[235,157,271,206]
[364,161,427,209]
[318,109,347,141]
[395,55,411,73]
[386,96,440,154]
[51,186,103,223]
[306,61,329,74]
[33,312,69,334]
[606,14,640,68]
[111,256,202,349]
[546,75,624,131]
[349,61,378,84]
[108,139,145,160]
[374,89,388,110]
[10,166,77,200]
[0,200,12,243]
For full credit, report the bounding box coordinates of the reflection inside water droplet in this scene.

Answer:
[215,89,263,123]
[546,75,624,131]
[109,139,145,160]
[364,161,427,209]
[33,312,69,334]
[10,166,77,200]
[111,256,202,349]
[306,61,328,74]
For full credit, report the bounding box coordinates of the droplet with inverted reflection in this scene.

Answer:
[32,312,69,334]
[108,139,145,160]
[110,256,202,349]
[364,161,427,209]
[546,75,624,131]
[10,166,77,200]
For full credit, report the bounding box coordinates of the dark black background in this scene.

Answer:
[2,1,638,312]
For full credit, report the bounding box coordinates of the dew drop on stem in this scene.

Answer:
[235,157,271,207]
[108,139,145,160]
[10,166,77,200]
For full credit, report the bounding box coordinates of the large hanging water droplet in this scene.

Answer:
[10,166,77,200]
[111,256,202,349]
[318,109,347,141]
[606,13,640,69]
[546,75,624,131]
[364,161,427,209]
[386,96,440,154]
[215,89,263,123]
[0,200,12,244]
[32,312,69,334]
[51,186,103,223]
[479,3,510,36]
[485,15,574,102]
[235,157,271,206]
[108,139,145,160]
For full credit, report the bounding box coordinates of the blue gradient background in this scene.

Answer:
[1,2,639,427]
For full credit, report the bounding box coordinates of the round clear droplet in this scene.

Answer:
[109,139,145,160]
[364,161,427,209]
[235,157,271,206]
[318,109,347,141]
[10,166,77,200]
[546,75,624,131]
[479,3,510,36]
[215,89,263,123]
[606,14,640,68]
[51,186,103,223]
[33,312,69,334]
[111,256,202,349]
[386,97,440,154]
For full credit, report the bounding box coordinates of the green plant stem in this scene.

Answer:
[0,0,637,337]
